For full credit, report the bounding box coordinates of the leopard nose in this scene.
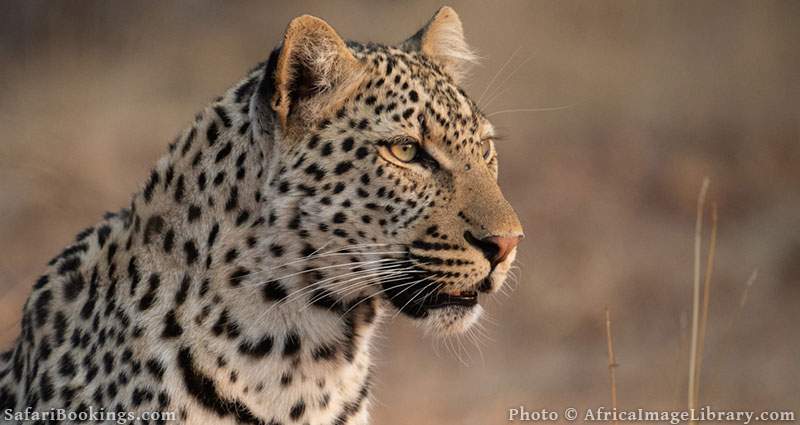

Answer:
[464,232,522,269]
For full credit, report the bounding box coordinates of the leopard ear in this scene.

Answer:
[268,15,364,132]
[401,6,477,83]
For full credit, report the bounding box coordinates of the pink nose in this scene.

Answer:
[483,235,522,268]
[465,232,522,269]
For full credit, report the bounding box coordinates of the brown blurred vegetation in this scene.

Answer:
[1,1,798,424]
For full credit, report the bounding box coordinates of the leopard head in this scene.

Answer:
[250,7,523,336]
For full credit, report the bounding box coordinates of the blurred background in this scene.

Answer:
[1,1,798,423]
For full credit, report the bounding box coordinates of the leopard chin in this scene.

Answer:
[420,303,484,336]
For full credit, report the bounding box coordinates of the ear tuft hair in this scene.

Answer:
[401,6,478,82]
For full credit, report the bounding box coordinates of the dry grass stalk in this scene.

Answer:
[688,177,710,423]
[605,307,618,424]
[694,202,718,404]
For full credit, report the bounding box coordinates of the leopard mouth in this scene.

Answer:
[420,290,478,309]
[382,271,484,318]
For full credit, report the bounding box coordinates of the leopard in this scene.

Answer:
[0,7,523,425]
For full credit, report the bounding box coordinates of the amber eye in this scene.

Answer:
[480,139,493,162]
[389,142,419,162]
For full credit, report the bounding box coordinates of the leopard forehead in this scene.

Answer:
[325,42,493,163]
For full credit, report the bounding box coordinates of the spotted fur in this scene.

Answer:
[0,7,522,425]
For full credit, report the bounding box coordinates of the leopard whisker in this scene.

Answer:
[262,262,420,312]
[346,276,436,320]
[301,266,426,310]
[476,45,522,106]
[334,272,434,316]
[245,260,419,321]
[231,257,413,290]
[239,248,407,279]
[481,53,534,108]
[389,275,448,321]
[486,104,576,118]
[247,240,403,272]
[251,267,414,329]
[321,269,431,308]
[314,277,421,317]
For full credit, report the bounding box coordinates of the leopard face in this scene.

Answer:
[252,8,522,336]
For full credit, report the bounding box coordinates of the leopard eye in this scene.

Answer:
[480,139,493,162]
[389,142,419,163]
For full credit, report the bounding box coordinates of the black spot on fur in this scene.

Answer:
[63,273,85,302]
[342,137,355,152]
[176,347,265,424]
[269,244,285,257]
[282,332,301,357]
[58,257,81,274]
[225,187,239,211]
[261,281,288,303]
[184,241,199,266]
[334,161,353,175]
[188,205,202,222]
[207,222,220,248]
[128,256,142,295]
[34,275,49,290]
[181,128,197,156]
[174,175,185,203]
[238,335,274,358]
[162,310,183,338]
[290,399,306,421]
[143,215,165,244]
[304,163,326,181]
[312,344,337,361]
[97,225,112,247]
[332,212,347,224]
[236,210,250,226]
[206,121,219,146]
[138,273,160,311]
[33,289,52,328]
[309,288,343,312]
[145,359,166,382]
[143,170,160,202]
[214,105,232,128]
[0,387,15,412]
[211,309,230,336]
[307,134,320,149]
[163,229,175,253]
[235,76,257,103]
[197,172,207,191]
[58,353,77,377]
[224,248,239,263]
[228,267,249,287]
[175,275,191,305]
[215,141,233,163]
[39,372,55,402]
